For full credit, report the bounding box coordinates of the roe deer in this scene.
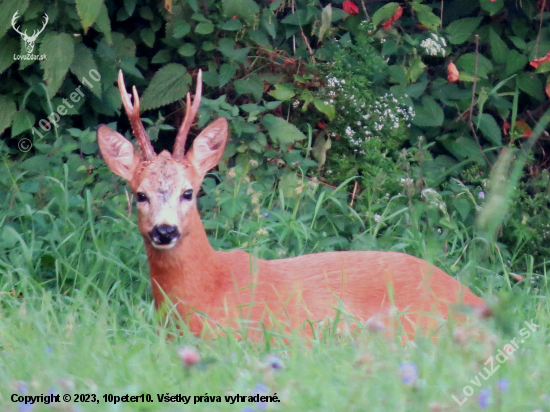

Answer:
[97,70,484,338]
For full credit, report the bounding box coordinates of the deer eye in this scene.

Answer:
[136,192,149,202]
[181,189,193,201]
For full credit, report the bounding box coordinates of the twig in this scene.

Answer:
[468,34,492,167]
[360,0,370,21]
[300,28,316,63]
[440,0,444,25]
[537,6,547,54]
[296,173,363,199]
[350,180,359,206]
[292,0,296,53]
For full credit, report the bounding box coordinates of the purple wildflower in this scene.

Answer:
[497,378,509,392]
[479,388,491,409]
[262,213,270,218]
[19,404,34,412]
[398,362,417,384]
[47,387,58,402]
[478,191,485,199]
[17,381,27,393]
[266,354,284,370]
[252,383,269,410]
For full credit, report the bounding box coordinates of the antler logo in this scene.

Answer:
[12,11,48,54]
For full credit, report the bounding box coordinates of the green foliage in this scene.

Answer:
[140,64,190,111]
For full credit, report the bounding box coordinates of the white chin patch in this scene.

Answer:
[150,240,178,249]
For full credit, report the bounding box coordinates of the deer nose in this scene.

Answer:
[149,224,180,246]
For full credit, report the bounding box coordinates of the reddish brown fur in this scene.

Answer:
[144,202,484,337]
[97,71,484,340]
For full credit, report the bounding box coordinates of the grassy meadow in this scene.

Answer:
[0,158,549,412]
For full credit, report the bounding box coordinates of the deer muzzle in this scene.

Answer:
[148,224,181,248]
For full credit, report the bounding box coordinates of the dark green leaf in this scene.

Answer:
[269,84,295,101]
[412,96,444,127]
[248,29,270,47]
[39,33,75,98]
[446,17,482,45]
[139,6,154,20]
[173,21,191,38]
[218,63,236,87]
[218,38,249,63]
[11,109,34,138]
[407,57,426,83]
[140,63,191,111]
[140,28,155,47]
[450,136,482,161]
[0,38,18,75]
[195,21,214,35]
[222,0,259,23]
[281,9,311,26]
[261,10,277,39]
[452,197,472,221]
[94,4,112,44]
[505,50,528,76]
[234,74,264,102]
[220,19,242,31]
[151,49,171,64]
[331,8,349,22]
[70,43,101,98]
[456,53,493,79]
[199,41,214,52]
[476,113,502,145]
[76,0,104,32]
[0,95,17,135]
[517,72,544,101]
[489,28,508,64]
[178,43,196,57]
[480,0,503,15]
[411,2,441,30]
[388,65,407,85]
[261,114,306,146]
[509,36,526,50]
[372,3,399,27]
[124,0,136,16]
[313,98,335,121]
[0,0,29,40]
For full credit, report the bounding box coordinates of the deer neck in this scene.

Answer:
[143,207,225,311]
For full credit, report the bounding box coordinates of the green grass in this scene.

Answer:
[0,275,549,412]
[0,190,550,412]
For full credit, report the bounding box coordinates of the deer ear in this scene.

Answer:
[186,117,228,178]
[97,124,140,180]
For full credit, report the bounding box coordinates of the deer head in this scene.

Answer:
[12,11,48,54]
[97,70,228,249]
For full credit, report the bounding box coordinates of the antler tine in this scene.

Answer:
[117,70,156,161]
[173,69,203,160]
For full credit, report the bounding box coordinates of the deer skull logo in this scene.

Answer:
[12,11,48,54]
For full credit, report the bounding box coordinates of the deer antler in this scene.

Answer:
[117,70,156,161]
[172,69,203,160]
[11,11,26,37]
